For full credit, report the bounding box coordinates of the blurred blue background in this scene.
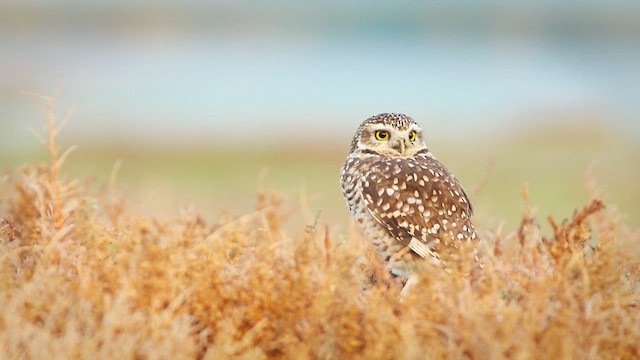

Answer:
[1,1,638,148]
[1,1,639,229]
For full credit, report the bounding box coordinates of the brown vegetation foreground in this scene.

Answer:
[1,100,639,359]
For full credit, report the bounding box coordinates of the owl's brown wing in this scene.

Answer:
[360,154,475,259]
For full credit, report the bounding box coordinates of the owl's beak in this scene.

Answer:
[393,139,406,155]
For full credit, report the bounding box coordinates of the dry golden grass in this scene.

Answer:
[1,98,639,359]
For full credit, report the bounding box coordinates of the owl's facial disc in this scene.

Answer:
[360,123,425,157]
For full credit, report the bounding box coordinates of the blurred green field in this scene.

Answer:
[1,122,638,233]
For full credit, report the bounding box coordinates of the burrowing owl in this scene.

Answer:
[340,113,477,280]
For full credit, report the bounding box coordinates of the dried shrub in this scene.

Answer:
[0,99,638,359]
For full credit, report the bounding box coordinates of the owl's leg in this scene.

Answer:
[390,271,408,289]
[400,274,419,297]
[364,245,399,290]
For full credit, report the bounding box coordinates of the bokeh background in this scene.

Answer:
[1,1,639,232]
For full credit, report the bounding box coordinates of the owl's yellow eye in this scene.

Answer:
[374,130,390,141]
[409,130,417,142]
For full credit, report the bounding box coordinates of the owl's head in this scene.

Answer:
[349,113,427,157]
